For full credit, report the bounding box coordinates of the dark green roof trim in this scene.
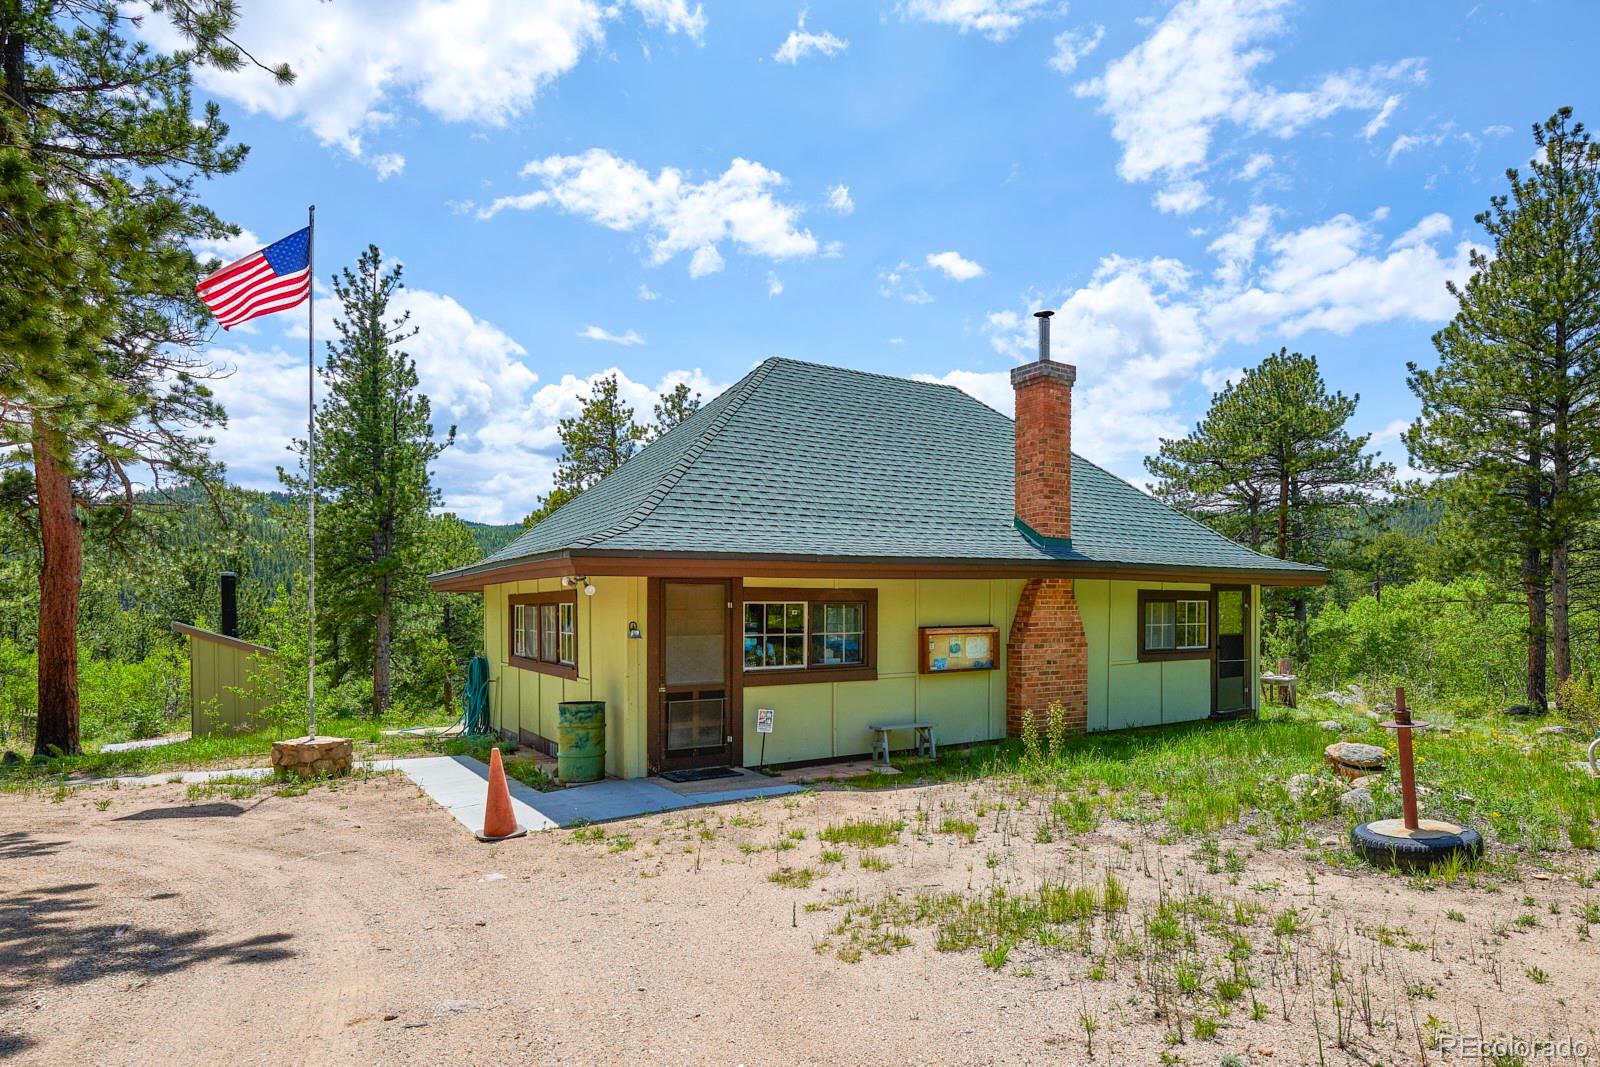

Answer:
[1014,517,1073,558]
[433,358,1327,586]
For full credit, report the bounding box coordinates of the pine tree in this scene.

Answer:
[1407,108,1600,708]
[1146,349,1393,563]
[0,0,288,754]
[521,374,644,528]
[650,382,702,437]
[293,246,453,718]
[1147,349,1392,655]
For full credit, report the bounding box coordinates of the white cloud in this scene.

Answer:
[1153,180,1212,215]
[934,206,1479,474]
[773,10,849,64]
[479,149,819,277]
[1386,123,1463,164]
[826,183,855,214]
[205,280,734,522]
[926,250,985,281]
[879,261,933,304]
[207,285,534,489]
[1234,151,1274,181]
[578,324,646,345]
[1205,210,1477,342]
[628,0,707,41]
[442,366,728,522]
[131,0,702,164]
[373,152,406,180]
[1076,0,1424,212]
[1390,212,1451,250]
[195,227,265,267]
[1361,95,1400,140]
[767,271,784,297]
[1483,124,1513,138]
[898,0,1049,42]
[1048,25,1104,76]
[1206,203,1276,287]
[637,283,661,301]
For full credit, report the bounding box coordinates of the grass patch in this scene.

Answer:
[830,704,1599,856]
[769,867,819,889]
[939,817,979,843]
[819,818,903,848]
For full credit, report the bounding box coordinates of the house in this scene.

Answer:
[429,314,1325,779]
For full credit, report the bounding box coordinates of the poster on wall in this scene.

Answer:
[918,626,1000,673]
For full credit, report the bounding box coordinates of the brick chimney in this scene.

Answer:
[1006,310,1089,738]
[1010,310,1076,551]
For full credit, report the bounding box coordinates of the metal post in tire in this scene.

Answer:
[1350,686,1484,870]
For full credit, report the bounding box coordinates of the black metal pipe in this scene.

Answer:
[220,571,238,637]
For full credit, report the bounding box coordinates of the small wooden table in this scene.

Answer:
[1261,672,1298,708]
[868,722,937,767]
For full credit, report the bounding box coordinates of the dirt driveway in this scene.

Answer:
[3,774,1598,1065]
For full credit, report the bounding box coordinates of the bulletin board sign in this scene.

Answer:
[919,626,1000,674]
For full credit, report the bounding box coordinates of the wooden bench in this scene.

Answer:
[868,721,936,767]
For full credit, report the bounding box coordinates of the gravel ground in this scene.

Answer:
[2,773,1597,1065]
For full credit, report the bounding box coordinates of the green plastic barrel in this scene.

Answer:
[557,701,605,783]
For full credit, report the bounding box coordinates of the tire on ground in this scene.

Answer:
[1349,822,1483,871]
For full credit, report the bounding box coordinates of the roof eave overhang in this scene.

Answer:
[429,548,1328,593]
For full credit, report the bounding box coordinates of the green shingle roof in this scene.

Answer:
[437,358,1324,583]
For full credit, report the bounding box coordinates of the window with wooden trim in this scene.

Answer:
[1137,589,1212,661]
[508,591,579,677]
[741,589,877,684]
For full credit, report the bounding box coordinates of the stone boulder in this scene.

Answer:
[1317,720,1343,732]
[271,735,353,779]
[1325,741,1386,782]
[1339,784,1376,818]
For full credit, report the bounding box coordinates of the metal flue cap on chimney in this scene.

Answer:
[1033,309,1054,362]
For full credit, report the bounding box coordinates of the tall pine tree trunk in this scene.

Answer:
[373,602,390,719]
[1275,470,1289,559]
[1551,325,1573,693]
[1523,544,1549,709]
[1553,538,1571,692]
[32,419,82,756]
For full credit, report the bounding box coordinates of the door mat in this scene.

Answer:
[659,766,744,784]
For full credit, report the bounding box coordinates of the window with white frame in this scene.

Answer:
[744,601,807,669]
[810,601,865,666]
[1140,592,1210,657]
[509,593,578,674]
[558,601,576,665]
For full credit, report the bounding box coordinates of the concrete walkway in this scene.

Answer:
[393,756,804,833]
[51,755,804,834]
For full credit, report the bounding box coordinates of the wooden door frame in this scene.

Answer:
[1211,584,1251,715]
[646,576,744,773]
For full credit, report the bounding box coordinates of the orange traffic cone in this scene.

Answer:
[476,747,527,842]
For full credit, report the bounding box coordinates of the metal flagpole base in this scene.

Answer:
[1351,818,1483,871]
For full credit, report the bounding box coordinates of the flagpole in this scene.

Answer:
[306,204,317,739]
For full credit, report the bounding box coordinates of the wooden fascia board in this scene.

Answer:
[430,551,1327,592]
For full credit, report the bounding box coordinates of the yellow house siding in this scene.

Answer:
[178,624,280,735]
[483,576,648,779]
[479,573,1261,778]
[740,576,1015,766]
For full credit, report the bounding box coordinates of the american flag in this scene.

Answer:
[195,227,312,330]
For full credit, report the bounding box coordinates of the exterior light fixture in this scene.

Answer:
[583,582,597,597]
[627,621,642,640]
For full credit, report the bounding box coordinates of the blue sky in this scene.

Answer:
[155,0,1594,524]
